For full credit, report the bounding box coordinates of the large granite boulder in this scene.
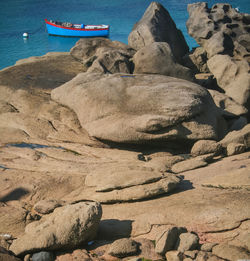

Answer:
[133,42,193,81]
[10,202,102,256]
[51,73,224,148]
[70,38,135,74]
[128,2,189,62]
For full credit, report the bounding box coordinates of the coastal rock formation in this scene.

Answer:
[0,2,250,260]
[128,2,189,62]
[70,38,135,74]
[0,52,100,146]
[207,54,250,108]
[51,73,224,147]
[186,3,250,116]
[10,201,102,256]
[133,42,193,81]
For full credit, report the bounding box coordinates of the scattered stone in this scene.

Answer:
[108,238,139,258]
[33,199,65,214]
[10,202,102,256]
[175,232,199,252]
[24,254,31,261]
[135,238,163,261]
[220,124,250,148]
[184,250,198,259]
[32,251,54,261]
[227,143,246,156]
[55,249,91,261]
[191,140,222,157]
[171,157,208,173]
[155,226,187,255]
[212,243,250,261]
[165,250,183,261]
[128,2,189,62]
[195,251,225,261]
[200,242,217,252]
[208,90,248,117]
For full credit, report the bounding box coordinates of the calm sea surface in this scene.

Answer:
[0,0,249,70]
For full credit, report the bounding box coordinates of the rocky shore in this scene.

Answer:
[0,2,249,261]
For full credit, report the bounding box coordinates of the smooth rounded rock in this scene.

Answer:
[10,202,102,256]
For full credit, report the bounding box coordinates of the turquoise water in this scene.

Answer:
[0,0,249,70]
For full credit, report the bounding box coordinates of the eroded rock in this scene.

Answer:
[10,202,102,256]
[128,2,189,62]
[70,38,135,74]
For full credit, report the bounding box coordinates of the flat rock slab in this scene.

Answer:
[85,165,165,192]
[66,174,180,204]
[101,152,250,242]
[202,166,250,190]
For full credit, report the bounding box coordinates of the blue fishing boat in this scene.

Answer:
[45,19,109,37]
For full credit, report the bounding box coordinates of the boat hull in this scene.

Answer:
[45,20,109,37]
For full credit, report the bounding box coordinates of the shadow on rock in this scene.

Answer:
[97,219,133,240]
[0,188,29,202]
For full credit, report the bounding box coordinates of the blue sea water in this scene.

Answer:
[0,0,249,70]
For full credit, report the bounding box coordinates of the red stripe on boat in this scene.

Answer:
[45,19,109,31]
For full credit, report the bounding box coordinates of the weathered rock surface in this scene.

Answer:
[183,47,209,73]
[220,123,250,148]
[70,38,135,74]
[175,232,199,252]
[66,172,180,204]
[108,238,138,258]
[165,250,183,261]
[101,151,250,242]
[171,155,210,173]
[202,166,250,190]
[191,140,222,156]
[55,249,91,261]
[31,251,54,261]
[0,249,21,261]
[128,2,189,62]
[133,42,193,81]
[10,202,102,256]
[0,52,99,146]
[33,199,65,215]
[207,54,250,109]
[0,2,250,259]
[226,142,246,156]
[155,226,187,255]
[208,89,248,117]
[186,3,250,115]
[51,73,224,147]
[212,243,250,261]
